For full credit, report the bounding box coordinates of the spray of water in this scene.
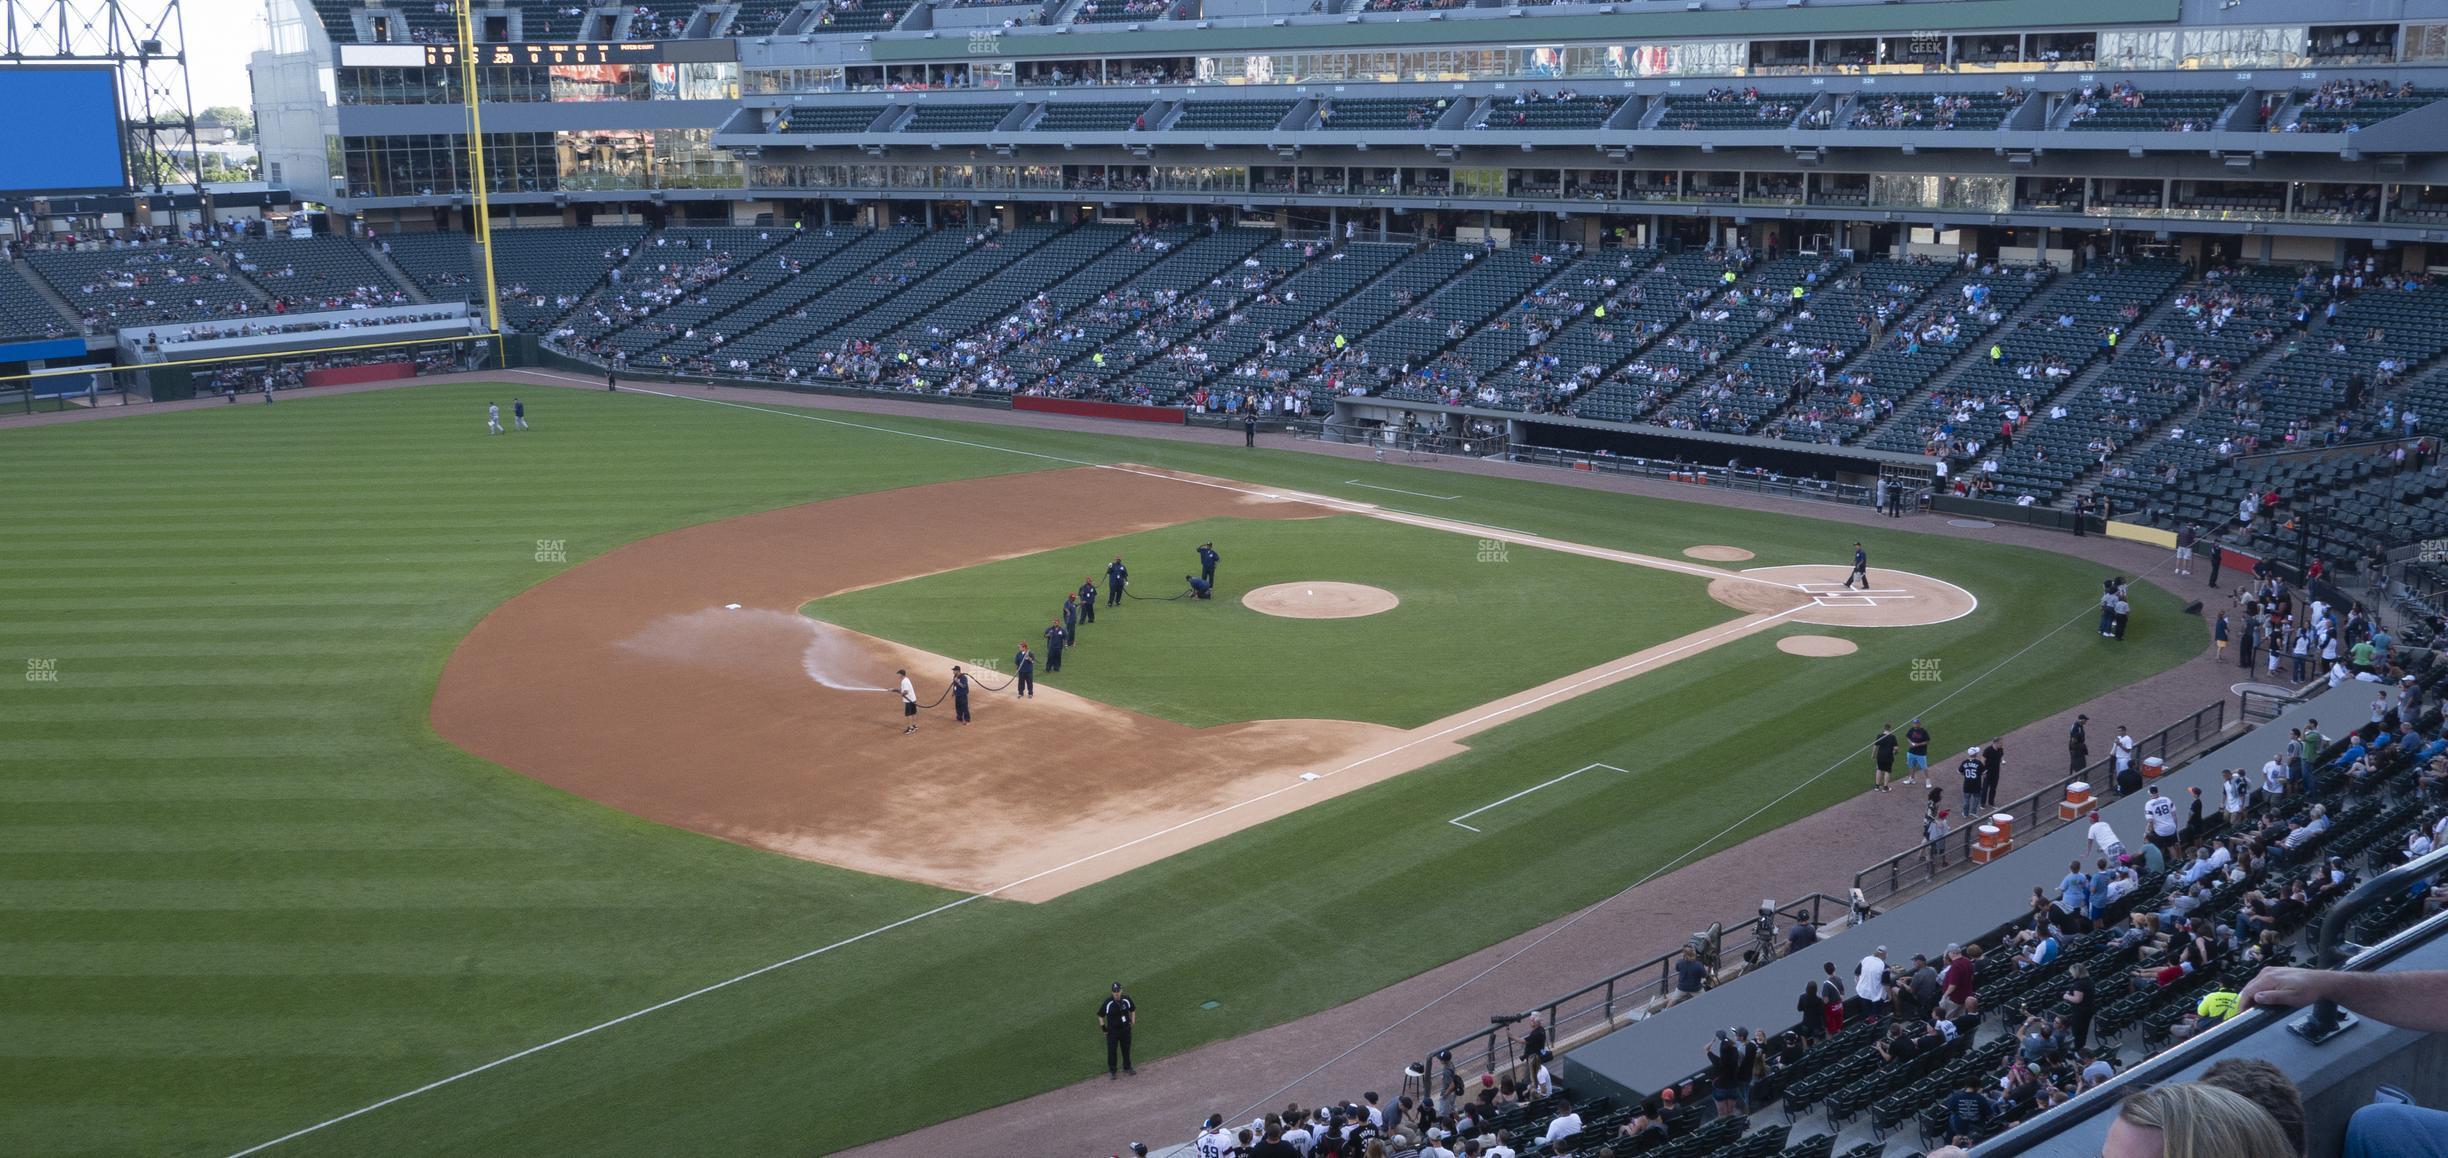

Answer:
[615,607,887,692]
[798,620,888,692]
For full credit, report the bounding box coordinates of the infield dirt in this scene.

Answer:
[434,466,1960,901]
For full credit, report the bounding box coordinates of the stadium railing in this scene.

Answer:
[1504,443,1878,507]
[1416,893,1853,1087]
[1850,699,2230,909]
[1301,421,1881,508]
[2240,685,2314,724]
[1974,846,2448,1156]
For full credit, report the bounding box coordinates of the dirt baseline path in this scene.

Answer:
[432,465,1961,902]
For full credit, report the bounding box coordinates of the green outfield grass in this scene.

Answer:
[0,382,2203,1156]
[807,513,1733,729]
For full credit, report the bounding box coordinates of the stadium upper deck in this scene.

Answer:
[260,0,2448,244]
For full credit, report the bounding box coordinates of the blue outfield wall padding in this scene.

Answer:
[0,337,89,363]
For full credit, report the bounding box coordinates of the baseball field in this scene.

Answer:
[0,380,2198,1155]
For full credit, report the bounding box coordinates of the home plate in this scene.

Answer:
[725,603,742,610]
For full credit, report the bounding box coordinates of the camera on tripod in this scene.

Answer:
[1489,1012,1529,1026]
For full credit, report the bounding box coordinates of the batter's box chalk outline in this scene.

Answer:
[1449,763,1631,833]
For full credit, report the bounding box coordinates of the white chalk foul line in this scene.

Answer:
[1343,479,1462,501]
[231,599,1807,1155]
[541,380,1807,596]
[1219,557,2154,1125]
[1449,764,1632,832]
[222,381,1911,1152]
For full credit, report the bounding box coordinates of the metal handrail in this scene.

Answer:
[1973,846,2448,1155]
[1850,701,2228,909]
[2238,685,2311,724]
[1414,894,1851,1087]
[1500,443,1878,507]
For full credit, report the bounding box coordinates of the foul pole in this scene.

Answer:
[454,0,507,365]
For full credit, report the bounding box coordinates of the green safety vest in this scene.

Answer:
[1792,286,1805,300]
[1989,345,2003,361]
[1593,305,1607,319]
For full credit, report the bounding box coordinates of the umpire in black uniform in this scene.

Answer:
[1106,556,1128,606]
[1100,982,1137,1078]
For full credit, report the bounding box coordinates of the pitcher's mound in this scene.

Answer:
[1685,545,1756,562]
[1243,582,1400,620]
[1778,635,1860,657]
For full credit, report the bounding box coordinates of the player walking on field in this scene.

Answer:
[1845,542,1869,590]
[486,402,503,435]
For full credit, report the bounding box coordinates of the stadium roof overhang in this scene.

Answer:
[865,0,2174,63]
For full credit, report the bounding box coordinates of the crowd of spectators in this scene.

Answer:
[1849,90,2024,131]
[2068,83,2218,132]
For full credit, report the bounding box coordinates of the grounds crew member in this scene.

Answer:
[1078,576,1100,626]
[1185,574,1214,599]
[1043,621,1066,672]
[1106,556,1129,606]
[1197,541,1220,587]
[1013,643,1035,697]
[898,669,918,734]
[1062,592,1081,645]
[949,665,971,725]
[1100,981,1137,1078]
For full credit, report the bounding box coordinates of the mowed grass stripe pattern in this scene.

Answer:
[0,384,2198,1156]
[0,386,1027,1155]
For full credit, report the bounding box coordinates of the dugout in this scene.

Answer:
[1331,396,1935,496]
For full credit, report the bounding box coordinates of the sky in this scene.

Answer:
[182,0,269,111]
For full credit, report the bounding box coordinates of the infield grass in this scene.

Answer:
[807,513,1734,729]
[0,382,2202,1155]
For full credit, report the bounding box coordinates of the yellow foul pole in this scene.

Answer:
[455,0,507,365]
